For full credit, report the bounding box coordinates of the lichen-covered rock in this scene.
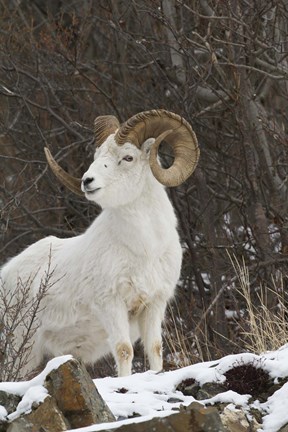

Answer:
[7,395,69,432]
[188,402,227,431]
[44,357,115,428]
[97,401,226,432]
[220,406,255,432]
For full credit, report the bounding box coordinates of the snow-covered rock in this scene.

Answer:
[0,345,288,431]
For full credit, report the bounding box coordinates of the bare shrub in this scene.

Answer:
[224,359,271,397]
[0,254,56,381]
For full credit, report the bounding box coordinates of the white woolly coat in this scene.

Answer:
[1,138,182,377]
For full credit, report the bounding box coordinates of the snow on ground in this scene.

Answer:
[1,346,288,431]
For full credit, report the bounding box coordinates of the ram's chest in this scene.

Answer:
[128,294,148,318]
[116,277,149,317]
[109,244,180,312]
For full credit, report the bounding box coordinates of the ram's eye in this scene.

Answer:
[123,155,133,162]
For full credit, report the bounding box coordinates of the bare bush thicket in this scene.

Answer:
[1,0,288,376]
[0,254,54,381]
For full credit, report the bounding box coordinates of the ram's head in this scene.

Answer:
[44,110,200,207]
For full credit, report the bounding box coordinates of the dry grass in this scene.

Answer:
[164,302,192,368]
[164,255,288,370]
[229,253,288,354]
[163,301,208,368]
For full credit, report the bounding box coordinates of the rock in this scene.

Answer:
[0,393,20,416]
[220,406,262,432]
[45,357,115,428]
[0,422,7,432]
[220,407,250,432]
[197,382,227,400]
[249,407,263,425]
[251,419,263,432]
[279,424,288,432]
[0,391,21,432]
[188,402,227,431]
[7,395,69,432]
[97,401,226,431]
[260,376,288,402]
[0,419,8,432]
[167,397,184,403]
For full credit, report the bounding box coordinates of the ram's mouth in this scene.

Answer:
[85,187,101,195]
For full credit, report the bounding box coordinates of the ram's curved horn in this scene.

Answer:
[114,109,199,187]
[44,147,83,196]
[94,115,120,147]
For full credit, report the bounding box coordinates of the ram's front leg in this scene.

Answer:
[100,299,133,377]
[138,301,166,372]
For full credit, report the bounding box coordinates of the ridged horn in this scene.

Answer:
[44,147,83,196]
[114,109,199,187]
[94,115,120,147]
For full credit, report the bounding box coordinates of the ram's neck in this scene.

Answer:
[116,178,174,219]
[103,178,178,256]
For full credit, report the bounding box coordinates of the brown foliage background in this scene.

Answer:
[1,0,288,366]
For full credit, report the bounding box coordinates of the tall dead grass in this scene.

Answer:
[163,301,210,368]
[164,255,288,369]
[229,253,288,354]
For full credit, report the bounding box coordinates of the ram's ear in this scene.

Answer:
[141,138,155,157]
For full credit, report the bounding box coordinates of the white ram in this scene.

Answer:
[1,109,199,377]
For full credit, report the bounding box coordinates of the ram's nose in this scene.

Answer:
[82,176,94,187]
[81,176,94,192]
